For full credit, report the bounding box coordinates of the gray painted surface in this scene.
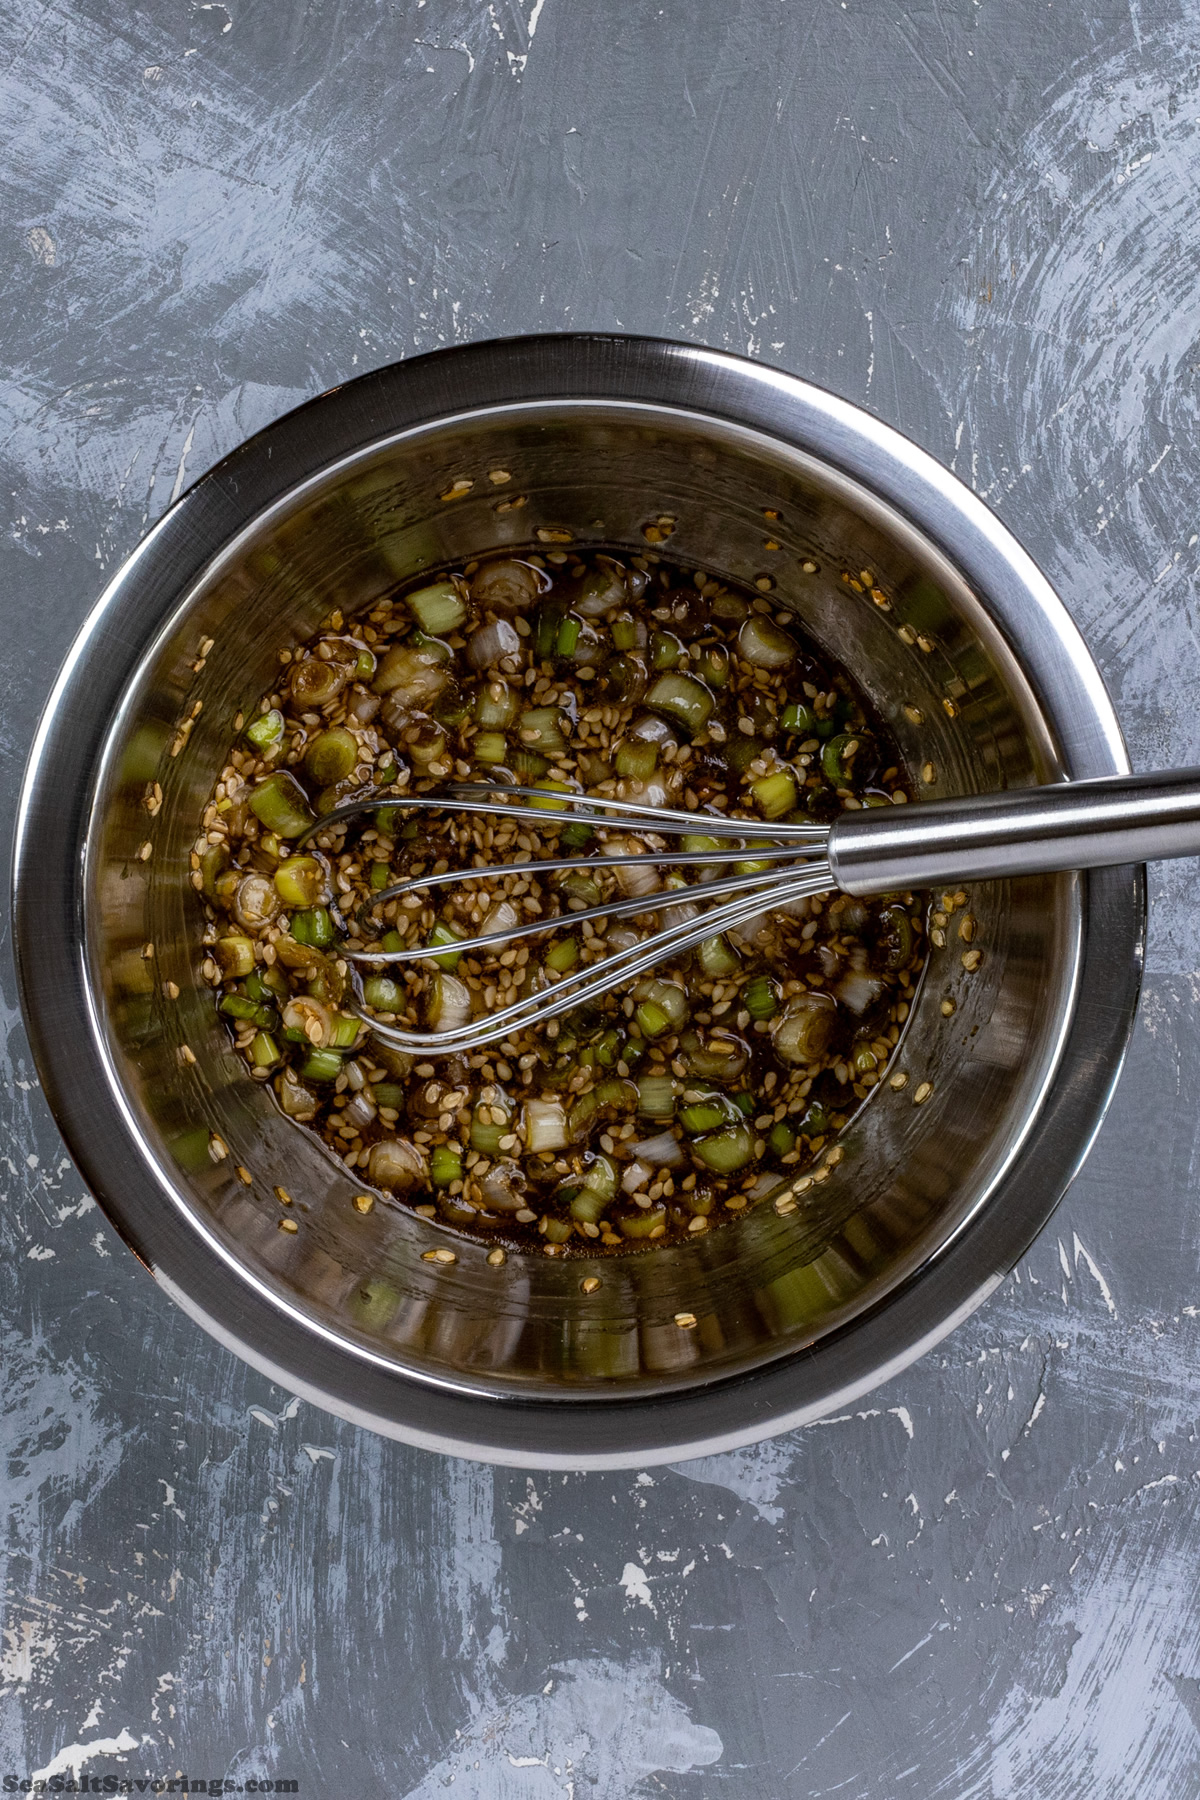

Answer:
[1,0,1198,1790]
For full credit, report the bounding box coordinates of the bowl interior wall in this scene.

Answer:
[86,402,1080,1398]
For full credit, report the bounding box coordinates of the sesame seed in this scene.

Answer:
[674,1311,698,1329]
[278,1218,299,1233]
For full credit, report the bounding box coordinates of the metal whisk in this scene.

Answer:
[301,768,1200,1055]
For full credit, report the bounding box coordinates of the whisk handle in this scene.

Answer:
[827,768,1200,896]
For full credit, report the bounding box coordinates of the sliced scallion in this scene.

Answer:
[407,579,466,637]
[693,1124,755,1172]
[743,974,781,1020]
[752,769,798,819]
[636,1076,675,1117]
[645,672,714,737]
[430,1144,464,1185]
[615,739,658,781]
[246,708,284,751]
[249,771,315,838]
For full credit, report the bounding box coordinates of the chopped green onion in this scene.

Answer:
[406,579,466,636]
[246,708,284,751]
[363,975,406,1012]
[430,1145,464,1186]
[475,679,519,727]
[799,1100,830,1138]
[781,701,817,736]
[583,1154,619,1201]
[693,1124,755,1172]
[696,645,730,687]
[822,732,860,784]
[375,759,397,785]
[304,727,358,786]
[370,860,390,891]
[509,748,549,778]
[636,1076,675,1117]
[726,735,763,775]
[697,934,741,978]
[301,1048,344,1082]
[327,1013,361,1048]
[730,1091,755,1116]
[593,1037,626,1075]
[220,993,259,1020]
[650,631,681,670]
[381,929,405,954]
[633,979,688,1031]
[560,821,594,851]
[274,854,329,908]
[618,1204,667,1239]
[679,1029,749,1082]
[200,844,231,897]
[542,1216,573,1243]
[372,1083,406,1111]
[772,993,837,1065]
[372,642,450,702]
[248,771,315,838]
[615,740,658,781]
[743,974,781,1020]
[600,653,647,704]
[682,832,720,857]
[645,672,714,737]
[250,1031,280,1068]
[246,967,287,1001]
[752,769,798,819]
[426,921,466,971]
[738,615,797,669]
[528,779,572,811]
[534,607,562,659]
[290,906,334,948]
[876,903,915,971]
[470,1095,513,1154]
[546,937,578,972]
[561,870,602,904]
[408,722,446,768]
[518,707,569,753]
[355,648,376,679]
[473,730,508,764]
[523,1097,568,1151]
[213,936,256,978]
[768,1122,796,1156]
[635,1000,671,1038]
[555,616,582,657]
[569,1186,607,1223]
[680,1100,728,1135]
[611,614,641,650]
[567,1089,599,1138]
[734,841,772,876]
[292,656,351,706]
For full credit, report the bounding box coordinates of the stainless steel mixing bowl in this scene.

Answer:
[13,335,1144,1468]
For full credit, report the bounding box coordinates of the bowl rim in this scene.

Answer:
[12,333,1145,1467]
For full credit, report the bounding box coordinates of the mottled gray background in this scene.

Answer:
[3,0,1200,1791]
